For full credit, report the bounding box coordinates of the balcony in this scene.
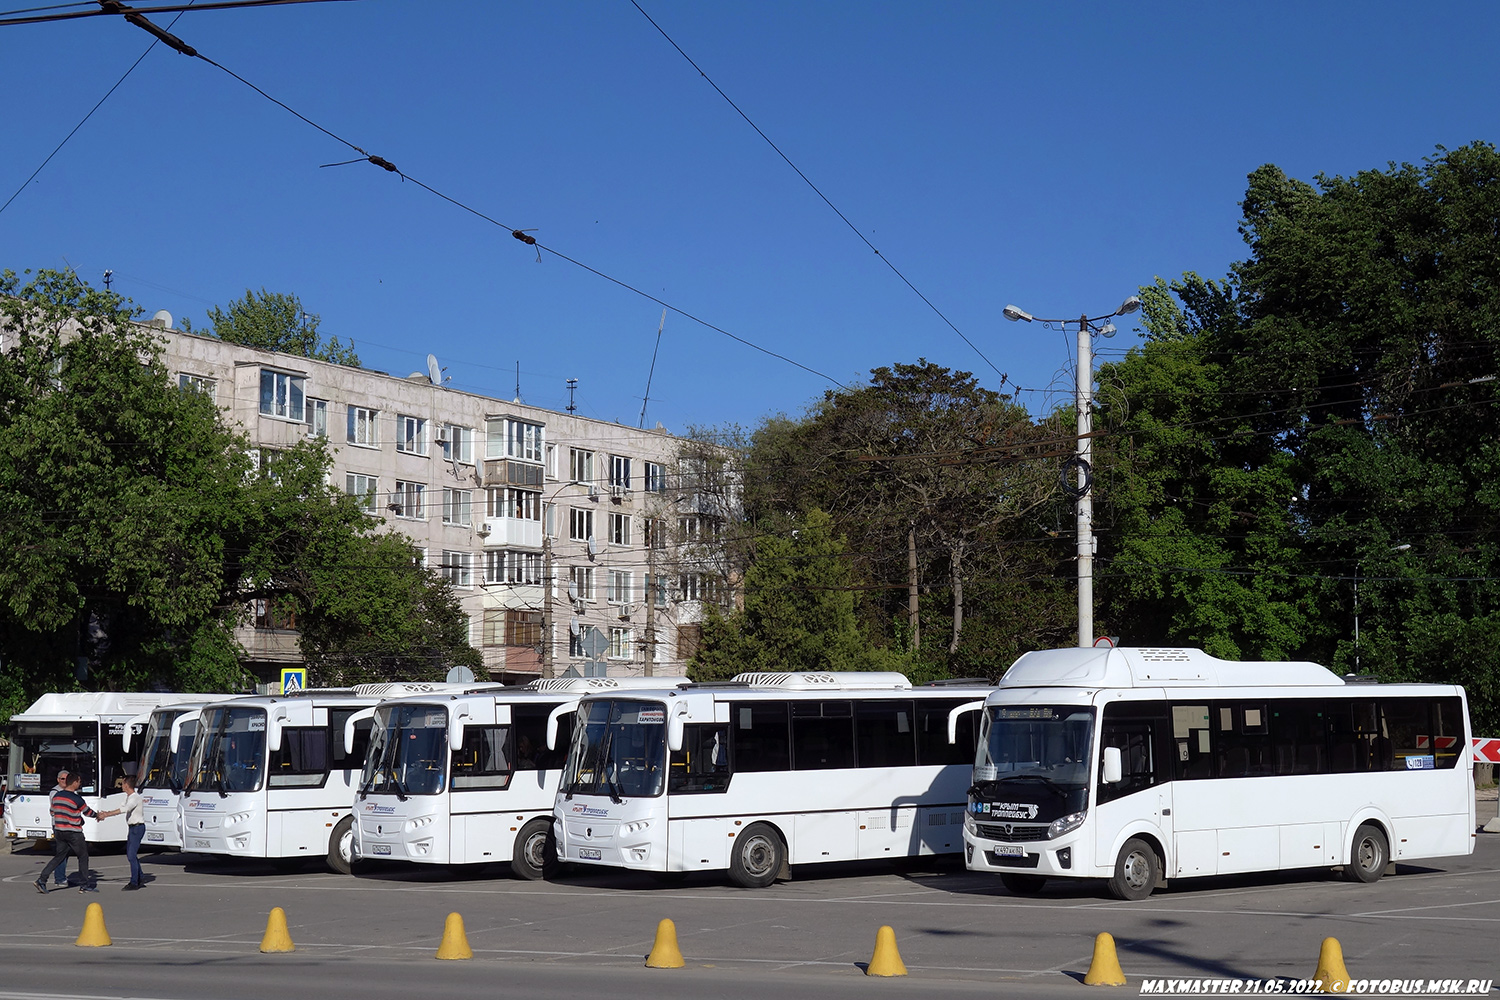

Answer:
[481,517,543,548]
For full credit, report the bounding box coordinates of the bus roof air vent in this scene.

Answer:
[730,671,912,690]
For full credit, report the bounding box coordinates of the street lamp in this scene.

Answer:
[1004,294,1141,648]
[1354,543,1411,672]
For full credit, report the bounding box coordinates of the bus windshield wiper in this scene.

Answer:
[390,772,409,802]
[603,770,624,805]
[1000,774,1067,797]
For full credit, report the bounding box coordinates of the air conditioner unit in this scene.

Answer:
[610,484,627,500]
[436,427,449,443]
[588,485,600,502]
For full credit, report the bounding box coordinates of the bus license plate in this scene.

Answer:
[372,844,392,856]
[192,839,210,849]
[579,848,602,860]
[146,832,165,843]
[993,845,1026,858]
[26,829,47,839]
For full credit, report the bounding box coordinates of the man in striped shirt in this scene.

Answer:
[35,775,119,893]
[47,769,71,888]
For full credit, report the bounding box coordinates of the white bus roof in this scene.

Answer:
[729,671,915,690]
[1000,647,1345,690]
[525,676,689,693]
[11,691,228,721]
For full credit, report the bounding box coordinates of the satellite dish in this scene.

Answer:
[427,353,442,384]
[570,617,581,636]
[568,580,579,601]
[587,535,597,557]
[445,665,475,684]
[152,310,173,329]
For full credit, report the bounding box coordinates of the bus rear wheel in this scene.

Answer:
[1000,872,1047,895]
[327,815,358,875]
[1344,824,1388,883]
[728,823,784,889]
[1108,837,1160,901]
[511,818,558,881]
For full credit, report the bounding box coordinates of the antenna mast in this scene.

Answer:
[566,378,578,413]
[639,308,666,428]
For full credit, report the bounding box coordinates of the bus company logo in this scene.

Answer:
[570,804,610,819]
[986,802,1038,820]
[186,800,216,811]
[363,803,397,816]
[146,796,172,807]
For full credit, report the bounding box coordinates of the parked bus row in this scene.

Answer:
[3,647,1478,899]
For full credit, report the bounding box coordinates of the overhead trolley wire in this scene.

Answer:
[0,0,357,26]
[83,4,848,389]
[627,0,1009,388]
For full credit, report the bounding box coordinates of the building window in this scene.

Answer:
[648,573,668,605]
[396,414,428,455]
[305,398,328,437]
[347,405,378,447]
[485,550,543,585]
[259,369,305,421]
[609,513,631,546]
[179,373,217,397]
[570,448,594,485]
[346,473,378,512]
[413,549,427,570]
[486,418,544,463]
[253,598,296,630]
[644,461,665,493]
[679,516,699,542]
[679,573,720,603]
[546,444,559,480]
[507,609,542,647]
[569,508,593,541]
[441,550,471,588]
[440,424,473,464]
[607,570,633,605]
[571,565,595,601]
[569,630,586,658]
[443,489,473,526]
[642,518,667,549]
[488,488,540,521]
[608,627,632,661]
[609,455,631,490]
[392,481,424,519]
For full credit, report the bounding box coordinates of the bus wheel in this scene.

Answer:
[327,816,358,875]
[728,823,784,889]
[1108,837,1160,901]
[511,818,558,881]
[1000,872,1047,895]
[1344,824,1388,883]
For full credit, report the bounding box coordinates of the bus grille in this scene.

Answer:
[976,822,1048,842]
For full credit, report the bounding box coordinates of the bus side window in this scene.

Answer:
[1171,704,1212,780]
[268,728,330,788]
[511,704,562,770]
[451,726,511,789]
[731,701,790,772]
[1433,697,1464,770]
[916,700,977,765]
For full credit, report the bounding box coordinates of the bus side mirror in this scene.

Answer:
[1102,746,1123,784]
[667,714,685,754]
[268,708,288,753]
[448,718,466,753]
[545,704,572,751]
[947,700,985,745]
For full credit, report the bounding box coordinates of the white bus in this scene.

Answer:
[962,646,1475,899]
[5,692,220,851]
[554,672,990,887]
[125,697,232,849]
[180,684,474,873]
[354,676,686,879]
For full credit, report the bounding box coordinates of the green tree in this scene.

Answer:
[689,510,905,679]
[208,288,359,366]
[0,269,471,718]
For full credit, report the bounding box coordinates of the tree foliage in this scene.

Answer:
[1095,142,1500,728]
[208,288,360,366]
[0,269,471,718]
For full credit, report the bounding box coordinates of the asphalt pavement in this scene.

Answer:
[0,801,1496,1000]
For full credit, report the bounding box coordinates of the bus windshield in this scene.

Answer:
[8,722,97,794]
[186,707,267,794]
[563,699,668,799]
[136,711,197,791]
[975,706,1095,789]
[361,704,448,797]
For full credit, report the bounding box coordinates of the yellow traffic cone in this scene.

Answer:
[645,917,685,968]
[1313,937,1351,993]
[259,906,296,953]
[865,924,908,977]
[75,902,112,947]
[435,912,473,960]
[1083,931,1126,986]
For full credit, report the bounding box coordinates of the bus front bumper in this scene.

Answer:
[963,827,1084,877]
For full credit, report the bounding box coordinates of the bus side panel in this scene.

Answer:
[671,817,729,871]
[1387,766,1474,861]
[857,806,917,857]
[791,811,858,864]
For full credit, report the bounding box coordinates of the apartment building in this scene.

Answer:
[156,324,725,683]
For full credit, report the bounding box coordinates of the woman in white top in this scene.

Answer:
[118,775,147,890]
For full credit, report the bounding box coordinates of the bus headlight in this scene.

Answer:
[1047,811,1086,839]
[622,819,652,836]
[963,811,977,834]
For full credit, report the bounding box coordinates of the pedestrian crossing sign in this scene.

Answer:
[281,669,307,695]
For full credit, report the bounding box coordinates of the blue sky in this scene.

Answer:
[4,1,1498,433]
